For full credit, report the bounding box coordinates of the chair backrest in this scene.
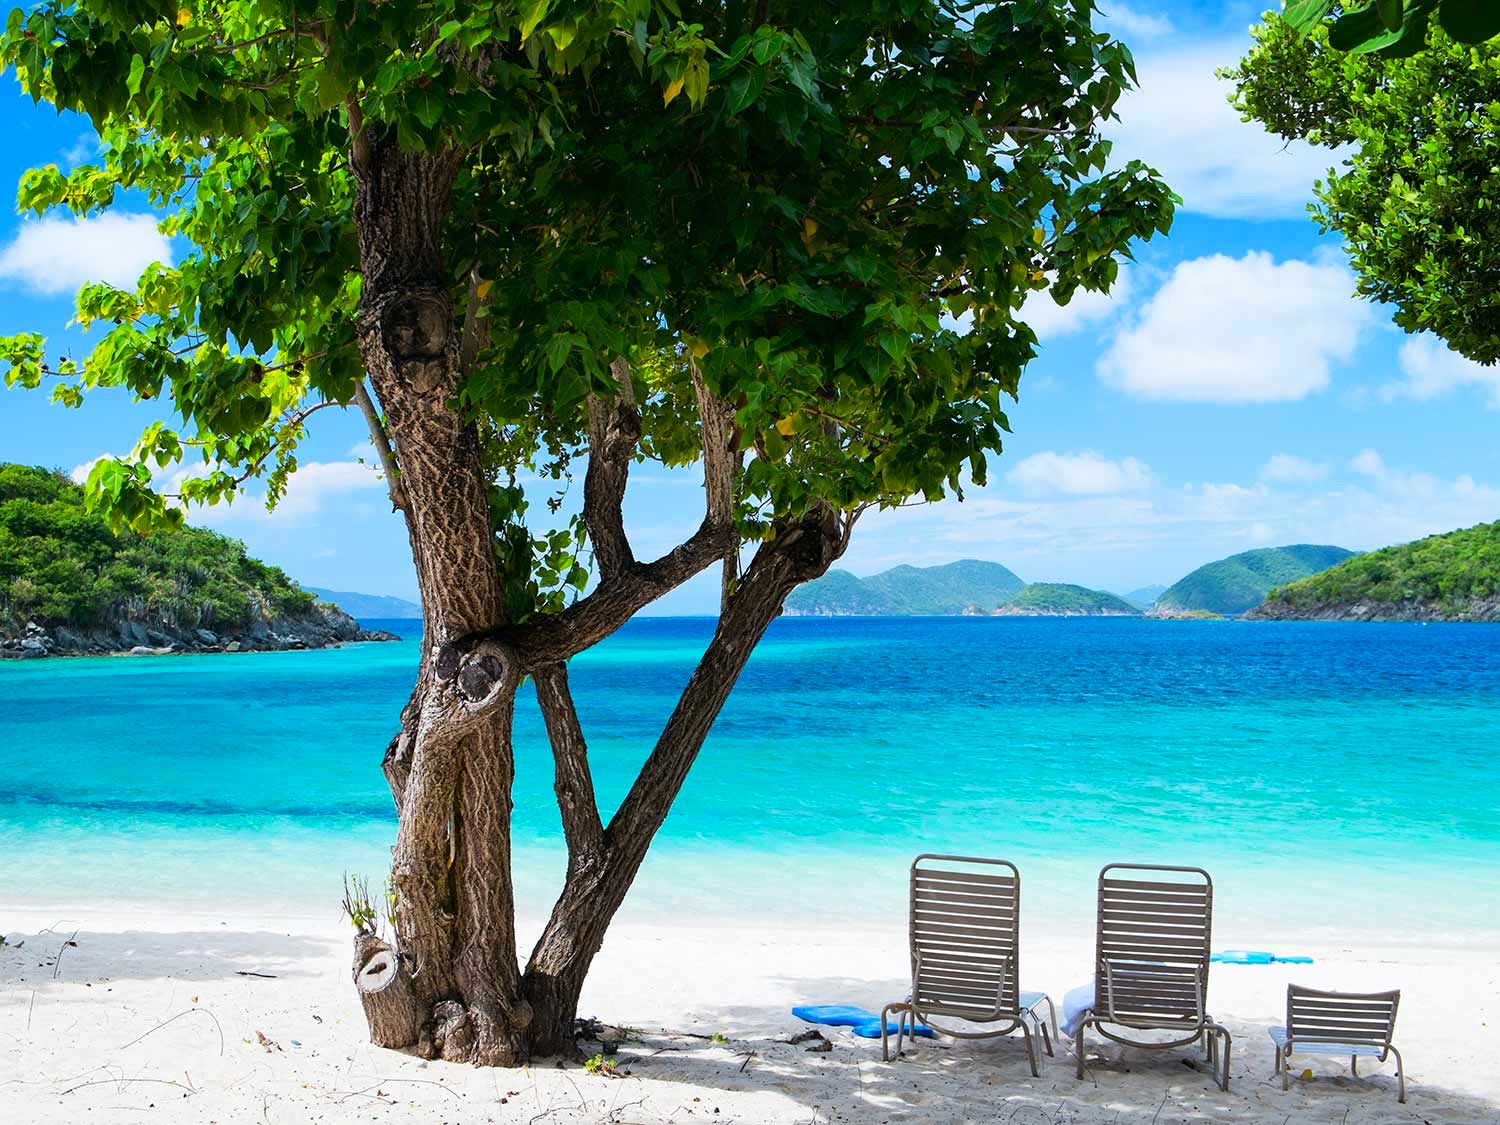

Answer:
[909,854,1020,1020]
[1287,985,1400,1048]
[1094,863,1213,1025]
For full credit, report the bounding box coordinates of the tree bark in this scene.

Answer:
[352,930,422,1048]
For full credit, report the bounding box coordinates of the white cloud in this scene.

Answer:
[846,456,1500,592]
[1349,448,1385,478]
[1109,41,1346,219]
[63,134,99,167]
[1101,2,1173,41]
[1382,335,1500,406]
[1021,269,1132,340]
[1007,450,1152,496]
[1098,252,1370,403]
[0,213,171,295]
[69,453,123,484]
[1261,454,1328,484]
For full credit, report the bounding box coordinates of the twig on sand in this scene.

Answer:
[26,990,36,1033]
[119,1007,225,1056]
[60,1077,197,1097]
[336,1078,462,1103]
[51,930,79,980]
[738,1050,756,1073]
[235,970,279,979]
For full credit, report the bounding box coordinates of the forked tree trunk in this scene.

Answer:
[343,120,848,1065]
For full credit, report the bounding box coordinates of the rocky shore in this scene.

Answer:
[1,602,399,659]
[1245,594,1500,623]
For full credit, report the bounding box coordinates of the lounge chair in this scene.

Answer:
[1271,985,1405,1102]
[1073,863,1231,1090]
[880,854,1057,1075]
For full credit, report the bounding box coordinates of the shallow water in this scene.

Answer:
[2,617,1497,943]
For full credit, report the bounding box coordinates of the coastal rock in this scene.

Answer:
[1246,594,1500,623]
[196,628,219,645]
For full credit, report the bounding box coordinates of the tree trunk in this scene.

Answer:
[342,121,848,1067]
[352,930,422,1048]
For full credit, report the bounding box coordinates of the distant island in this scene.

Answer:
[993,583,1140,617]
[304,587,423,619]
[1121,584,1167,610]
[0,464,396,659]
[1249,521,1500,622]
[786,561,1139,617]
[1151,545,1356,618]
[785,560,1025,616]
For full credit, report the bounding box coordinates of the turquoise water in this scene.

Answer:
[2,617,1498,942]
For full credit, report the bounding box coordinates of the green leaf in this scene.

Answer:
[1437,0,1500,42]
[410,87,443,129]
[1283,0,1335,34]
[518,0,551,40]
[1376,0,1405,30]
[126,54,145,97]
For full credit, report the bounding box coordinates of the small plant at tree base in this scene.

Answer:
[340,874,378,934]
[582,1054,618,1077]
[710,1032,729,1046]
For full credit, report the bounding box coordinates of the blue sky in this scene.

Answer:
[2,1,1497,613]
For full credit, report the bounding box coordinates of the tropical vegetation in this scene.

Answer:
[1263,521,1500,609]
[1229,11,1500,363]
[0,462,314,634]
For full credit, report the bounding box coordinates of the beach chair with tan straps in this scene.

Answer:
[880,854,1057,1075]
[1271,985,1405,1102]
[1073,863,1231,1090]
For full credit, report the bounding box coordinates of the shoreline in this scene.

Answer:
[3,899,1497,1123]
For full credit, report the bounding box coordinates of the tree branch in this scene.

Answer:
[605,505,846,857]
[582,356,640,581]
[691,361,742,610]
[533,663,604,864]
[509,520,737,668]
[354,379,407,511]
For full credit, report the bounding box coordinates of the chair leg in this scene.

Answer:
[1388,1045,1405,1104]
[1038,1014,1054,1057]
[1219,1029,1231,1092]
[1044,995,1059,1045]
[1274,1045,1281,1075]
[1075,1019,1087,1080]
[1351,1054,1358,1076]
[880,1004,893,1061]
[1020,1021,1039,1078]
[1282,1046,1290,1091]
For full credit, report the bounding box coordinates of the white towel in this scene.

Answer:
[1060,980,1095,1038]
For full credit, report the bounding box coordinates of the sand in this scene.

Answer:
[1,902,1495,1124]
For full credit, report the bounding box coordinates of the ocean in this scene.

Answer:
[2,617,1497,944]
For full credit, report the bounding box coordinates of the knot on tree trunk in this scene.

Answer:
[433,638,517,708]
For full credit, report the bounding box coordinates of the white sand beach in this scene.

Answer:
[2,902,1494,1124]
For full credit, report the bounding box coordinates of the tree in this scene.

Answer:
[1280,0,1500,56]
[0,0,1172,1064]
[1229,18,1500,364]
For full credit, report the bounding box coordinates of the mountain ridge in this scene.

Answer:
[1152,544,1356,618]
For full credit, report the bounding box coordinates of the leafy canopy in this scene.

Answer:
[0,0,1173,620]
[1229,18,1500,364]
[1281,0,1499,57]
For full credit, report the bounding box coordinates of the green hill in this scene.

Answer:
[0,463,390,657]
[305,587,423,619]
[1154,544,1356,617]
[997,583,1140,616]
[1250,522,1500,622]
[785,559,1025,615]
[1121,584,1166,609]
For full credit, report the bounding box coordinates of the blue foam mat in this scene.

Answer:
[791,1004,935,1038]
[1211,949,1314,965]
